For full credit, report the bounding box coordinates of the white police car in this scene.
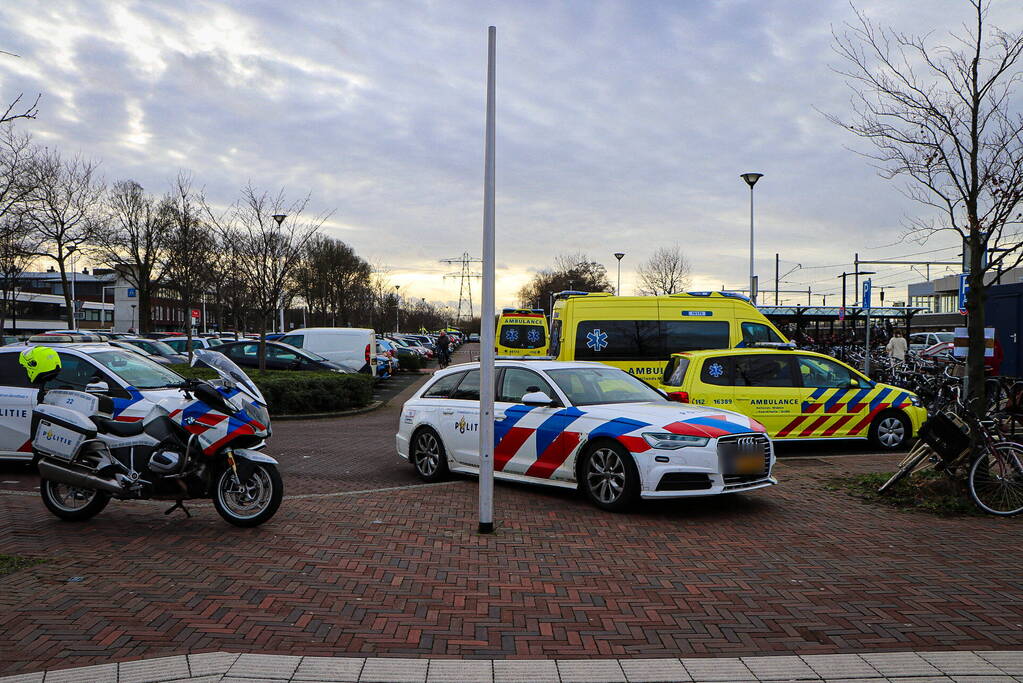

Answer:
[0,344,189,462]
[396,360,776,511]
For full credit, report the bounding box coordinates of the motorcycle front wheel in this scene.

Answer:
[213,463,283,527]
[40,479,110,521]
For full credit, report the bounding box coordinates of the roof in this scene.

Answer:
[671,347,832,360]
[757,306,924,317]
[436,359,607,374]
[7,343,118,354]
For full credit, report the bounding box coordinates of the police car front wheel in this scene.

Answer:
[412,428,449,482]
[870,411,911,451]
[580,443,640,512]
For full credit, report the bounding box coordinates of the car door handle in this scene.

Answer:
[441,409,454,415]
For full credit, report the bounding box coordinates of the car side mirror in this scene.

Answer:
[521,391,554,406]
[85,380,109,394]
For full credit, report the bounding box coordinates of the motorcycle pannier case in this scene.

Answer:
[31,404,98,460]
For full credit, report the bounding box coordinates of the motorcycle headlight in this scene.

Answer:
[641,432,709,450]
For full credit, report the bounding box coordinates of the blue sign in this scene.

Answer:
[681,310,713,317]
[585,328,608,352]
[127,288,137,298]
[958,273,969,314]
[862,279,872,310]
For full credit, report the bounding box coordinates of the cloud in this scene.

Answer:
[1,0,1020,307]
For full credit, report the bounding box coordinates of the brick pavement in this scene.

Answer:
[0,342,1021,677]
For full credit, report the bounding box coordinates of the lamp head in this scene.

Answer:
[740,172,764,188]
[614,252,625,261]
[271,214,287,226]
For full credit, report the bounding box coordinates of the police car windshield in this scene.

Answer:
[88,350,184,388]
[545,367,665,406]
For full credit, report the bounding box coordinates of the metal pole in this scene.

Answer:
[617,261,621,295]
[749,184,755,305]
[478,26,497,535]
[202,296,208,335]
[854,253,859,305]
[864,279,871,377]
[70,251,77,330]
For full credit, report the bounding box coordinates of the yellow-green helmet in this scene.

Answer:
[20,346,61,383]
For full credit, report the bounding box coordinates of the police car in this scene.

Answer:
[396,360,776,511]
[659,348,927,449]
[0,344,189,462]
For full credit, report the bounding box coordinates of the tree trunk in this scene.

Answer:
[57,257,74,330]
[138,286,152,334]
[183,295,193,363]
[258,314,268,371]
[967,234,987,417]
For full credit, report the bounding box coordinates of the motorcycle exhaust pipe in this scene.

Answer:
[38,459,124,495]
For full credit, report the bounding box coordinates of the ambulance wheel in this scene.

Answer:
[411,428,449,482]
[40,479,110,521]
[870,411,911,451]
[580,442,640,512]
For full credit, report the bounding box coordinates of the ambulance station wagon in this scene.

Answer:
[396,360,777,511]
[659,348,926,450]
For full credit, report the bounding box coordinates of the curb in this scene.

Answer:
[272,400,384,421]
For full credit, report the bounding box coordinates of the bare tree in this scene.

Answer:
[230,184,325,369]
[636,244,691,295]
[0,125,36,224]
[0,212,40,332]
[830,1,1023,414]
[95,180,172,333]
[1,50,40,126]
[22,149,104,329]
[164,173,215,354]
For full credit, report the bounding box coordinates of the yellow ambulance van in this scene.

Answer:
[496,308,549,356]
[547,291,788,379]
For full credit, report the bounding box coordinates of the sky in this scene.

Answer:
[1,0,1020,313]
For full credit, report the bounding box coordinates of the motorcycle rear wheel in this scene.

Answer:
[213,463,283,527]
[40,479,110,521]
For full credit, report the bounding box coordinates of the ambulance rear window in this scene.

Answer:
[499,324,546,349]
[662,356,690,387]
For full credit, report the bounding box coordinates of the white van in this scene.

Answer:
[279,328,376,375]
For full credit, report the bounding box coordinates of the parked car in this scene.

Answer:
[31,332,107,343]
[468,333,480,343]
[1,335,19,345]
[110,340,174,366]
[910,331,954,352]
[118,338,189,364]
[280,327,377,375]
[159,336,218,354]
[216,340,356,373]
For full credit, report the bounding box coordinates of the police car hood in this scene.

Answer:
[579,402,767,438]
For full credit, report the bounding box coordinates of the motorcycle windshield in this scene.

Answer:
[192,349,266,405]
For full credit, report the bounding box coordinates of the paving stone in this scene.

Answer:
[226,654,301,680]
[557,659,626,683]
[189,654,240,677]
[0,673,44,683]
[947,676,1017,682]
[43,663,117,683]
[359,658,428,683]
[492,660,559,683]
[118,656,191,683]
[800,655,877,679]
[682,658,756,681]
[860,652,942,677]
[620,658,691,682]
[223,678,282,683]
[920,652,1006,676]
[165,677,224,683]
[294,657,365,681]
[811,679,885,683]
[977,652,1023,675]
[885,677,952,683]
[741,656,818,680]
[426,659,493,683]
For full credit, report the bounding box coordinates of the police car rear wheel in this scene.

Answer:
[581,443,639,512]
[40,479,110,521]
[412,428,449,482]
[870,411,910,450]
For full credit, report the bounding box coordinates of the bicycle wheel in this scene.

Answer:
[968,442,1023,516]
[877,442,932,494]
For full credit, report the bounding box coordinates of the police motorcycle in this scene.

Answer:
[25,347,283,527]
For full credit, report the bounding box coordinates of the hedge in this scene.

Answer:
[398,353,426,371]
[169,365,375,416]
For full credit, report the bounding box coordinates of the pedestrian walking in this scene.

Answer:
[886,331,908,361]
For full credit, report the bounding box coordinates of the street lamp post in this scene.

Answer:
[130,304,137,333]
[271,213,287,332]
[740,173,763,305]
[613,252,625,295]
[837,269,875,358]
[394,285,401,333]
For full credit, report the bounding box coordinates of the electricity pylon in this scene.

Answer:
[441,253,482,325]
